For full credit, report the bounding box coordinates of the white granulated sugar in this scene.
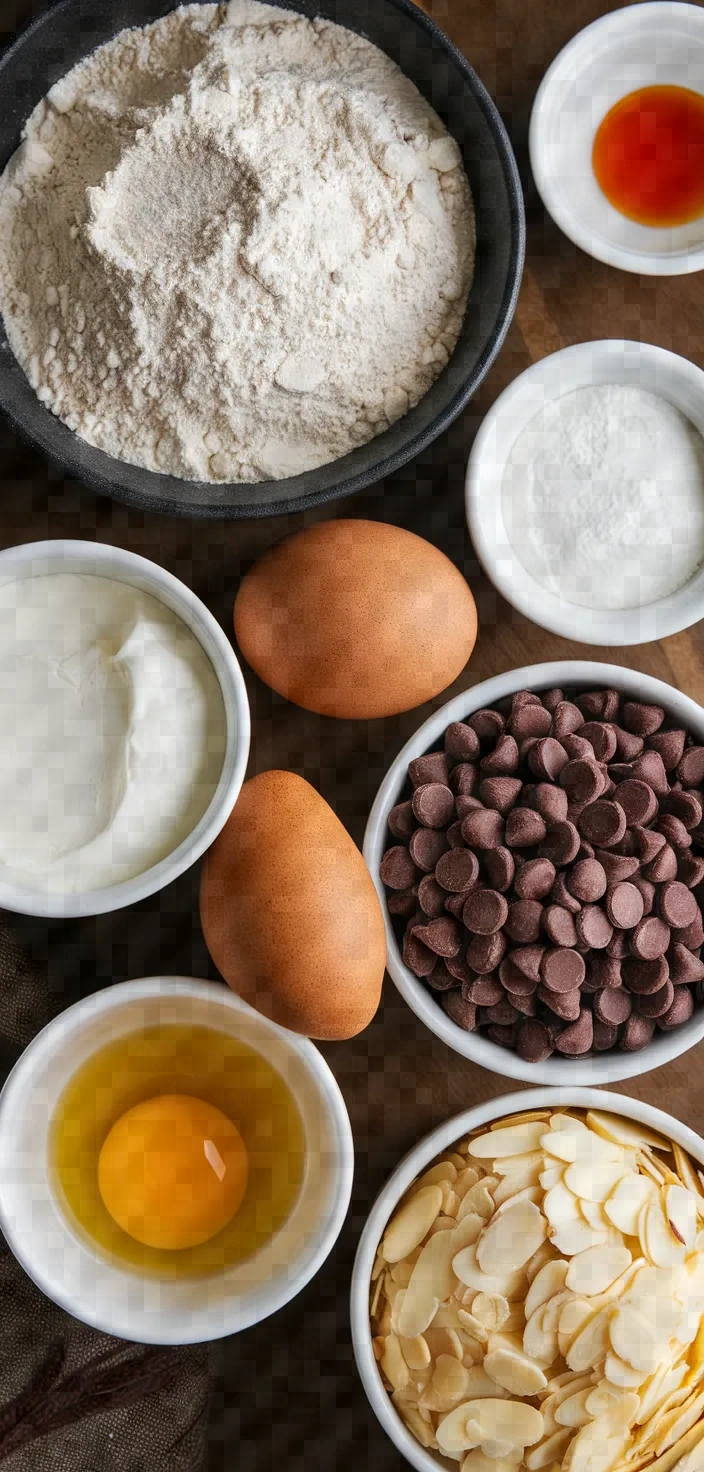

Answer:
[501,383,704,611]
[0,0,475,483]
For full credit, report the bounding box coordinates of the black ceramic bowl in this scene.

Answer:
[0,0,524,519]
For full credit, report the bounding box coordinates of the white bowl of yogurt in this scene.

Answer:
[466,339,704,645]
[0,540,250,917]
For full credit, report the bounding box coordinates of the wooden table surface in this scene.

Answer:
[2,0,704,1467]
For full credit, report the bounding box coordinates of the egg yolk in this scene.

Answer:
[97,1094,248,1250]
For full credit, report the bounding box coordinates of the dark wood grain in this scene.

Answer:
[0,1,703,1467]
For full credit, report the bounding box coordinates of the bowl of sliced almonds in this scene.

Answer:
[351,1090,704,1472]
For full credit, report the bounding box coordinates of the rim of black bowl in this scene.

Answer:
[0,0,525,520]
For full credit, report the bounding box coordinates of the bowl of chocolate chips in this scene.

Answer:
[364,662,704,1083]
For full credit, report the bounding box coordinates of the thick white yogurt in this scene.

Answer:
[0,573,226,894]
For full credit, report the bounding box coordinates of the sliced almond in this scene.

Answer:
[457,1199,488,1232]
[525,1260,570,1321]
[484,1345,548,1396]
[393,1396,438,1449]
[472,1292,510,1333]
[477,1200,548,1277]
[604,1351,647,1389]
[491,1110,553,1130]
[421,1354,472,1413]
[524,1300,559,1367]
[587,1111,671,1154]
[431,1302,463,1331]
[604,1173,657,1237]
[654,1391,704,1457]
[456,1166,482,1200]
[462,1451,523,1472]
[555,1387,594,1429]
[468,1123,547,1160]
[381,1331,410,1392]
[637,1364,688,1426]
[566,1243,632,1297]
[414,1160,459,1191]
[665,1185,698,1252]
[398,1229,458,1338]
[551,1219,609,1257]
[673,1145,704,1210]
[649,1419,704,1472]
[370,1271,386,1320]
[462,1182,498,1221]
[458,1309,489,1343]
[453,1242,527,1300]
[442,1185,461,1219]
[566,1304,613,1372]
[526,1241,560,1282]
[428,1214,461,1237]
[437,1398,544,1458]
[580,1198,612,1231]
[545,1182,583,1229]
[450,1153,470,1171]
[558,1297,594,1357]
[494,1149,545,1178]
[609,1303,663,1375]
[503,1304,527,1334]
[463,1365,513,1399]
[565,1159,629,1204]
[401,1334,432,1371]
[382,1183,444,1263]
[525,1428,574,1470]
[643,1195,687,1269]
[541,1164,566,1191]
[426,1325,464,1361]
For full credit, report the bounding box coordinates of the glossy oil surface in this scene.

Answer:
[593,85,704,227]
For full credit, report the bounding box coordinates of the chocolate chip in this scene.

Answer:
[643,843,679,884]
[678,853,704,888]
[563,735,597,762]
[441,991,477,1031]
[505,808,547,848]
[387,887,418,919]
[648,728,686,771]
[606,881,644,930]
[455,796,483,821]
[544,905,579,948]
[657,814,693,850]
[484,996,519,1026]
[463,888,509,936]
[613,727,644,760]
[631,874,655,915]
[554,1009,594,1055]
[411,916,463,957]
[412,783,455,829]
[616,779,659,827]
[499,957,537,994]
[606,928,630,958]
[620,1013,656,1050]
[622,955,669,994]
[587,953,622,989]
[593,1019,619,1050]
[560,759,604,805]
[409,752,451,788]
[540,947,586,993]
[657,987,695,1029]
[444,722,481,761]
[446,820,466,849]
[435,848,480,893]
[550,701,584,740]
[508,703,553,741]
[578,689,619,721]
[467,976,504,1006]
[409,827,449,872]
[516,1019,554,1062]
[467,931,507,974]
[426,962,458,992]
[486,1023,516,1048]
[388,800,416,840]
[579,801,627,849]
[575,905,613,950]
[538,984,582,1021]
[403,929,438,978]
[632,826,666,864]
[540,820,581,867]
[461,808,505,850]
[663,791,703,830]
[483,846,515,892]
[480,733,520,777]
[622,701,665,737]
[514,857,556,901]
[658,880,699,929]
[542,688,565,713]
[635,979,675,1018]
[450,763,479,797]
[445,892,469,920]
[479,777,523,815]
[550,872,582,914]
[669,944,704,984]
[608,762,638,784]
[533,783,569,823]
[505,899,544,944]
[595,987,632,1025]
[672,912,704,949]
[631,915,671,960]
[468,709,505,746]
[510,944,545,982]
[444,952,473,983]
[568,858,607,903]
[580,722,618,762]
[595,850,640,882]
[631,750,669,794]
[380,845,417,889]
[418,875,447,917]
[511,689,543,712]
[678,746,704,787]
[528,737,570,782]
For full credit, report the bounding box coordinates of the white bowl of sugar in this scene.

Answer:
[466,339,704,646]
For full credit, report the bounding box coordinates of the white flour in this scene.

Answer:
[0,0,474,483]
[501,383,704,610]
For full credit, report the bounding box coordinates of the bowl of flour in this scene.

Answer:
[0,0,523,518]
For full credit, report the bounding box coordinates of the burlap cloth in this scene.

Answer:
[0,916,209,1472]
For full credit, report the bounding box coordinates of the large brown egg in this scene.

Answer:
[233,519,478,719]
[200,770,386,1040]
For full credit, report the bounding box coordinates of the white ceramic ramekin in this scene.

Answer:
[364,659,704,1085]
[350,1086,704,1472]
[0,976,354,1344]
[466,340,704,646]
[529,2,704,276]
[0,539,250,918]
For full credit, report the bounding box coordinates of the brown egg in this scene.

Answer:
[233,519,478,719]
[200,769,386,1040]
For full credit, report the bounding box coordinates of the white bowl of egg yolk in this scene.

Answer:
[530,2,704,276]
[0,976,354,1344]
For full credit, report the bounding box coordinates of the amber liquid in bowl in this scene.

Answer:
[593,84,704,227]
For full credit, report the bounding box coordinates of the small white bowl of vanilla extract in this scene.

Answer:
[530,1,704,274]
[0,977,353,1344]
